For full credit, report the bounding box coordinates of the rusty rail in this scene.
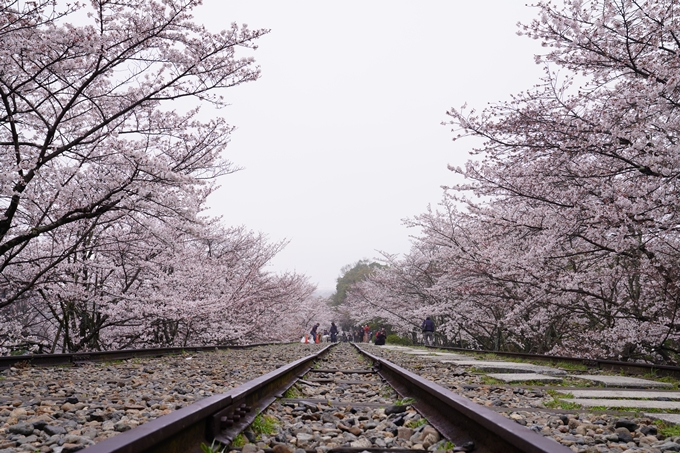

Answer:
[83,344,333,453]
[0,343,293,370]
[354,343,572,453]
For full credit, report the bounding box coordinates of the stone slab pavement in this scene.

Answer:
[377,346,469,360]
[442,360,567,376]
[425,353,470,360]
[404,352,470,360]
[402,350,441,355]
[568,375,673,388]
[486,373,563,383]
[565,398,680,410]
[555,389,680,399]
[646,413,680,424]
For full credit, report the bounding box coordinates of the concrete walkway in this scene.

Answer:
[443,360,567,376]
[647,413,680,424]
[564,398,680,410]
[378,346,469,360]
[378,345,567,375]
[487,373,563,383]
[568,375,674,388]
[555,389,680,399]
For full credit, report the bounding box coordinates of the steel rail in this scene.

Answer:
[0,342,294,370]
[354,343,572,453]
[429,345,680,378]
[82,343,334,453]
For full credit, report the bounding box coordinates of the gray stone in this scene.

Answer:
[614,427,633,443]
[486,373,563,383]
[341,432,357,442]
[397,427,413,440]
[63,435,90,445]
[241,444,258,453]
[295,433,314,442]
[555,389,680,399]
[384,405,407,415]
[87,410,107,422]
[565,398,680,409]
[8,423,34,436]
[43,425,66,436]
[444,360,566,375]
[615,419,638,432]
[349,438,372,448]
[640,425,658,436]
[16,435,37,444]
[113,422,131,432]
[568,374,673,387]
[658,442,680,452]
[31,420,47,431]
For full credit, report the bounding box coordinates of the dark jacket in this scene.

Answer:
[375,330,387,345]
[422,318,435,332]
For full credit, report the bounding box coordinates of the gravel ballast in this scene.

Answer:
[2,342,680,453]
[0,344,324,453]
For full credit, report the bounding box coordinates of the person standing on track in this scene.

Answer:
[310,323,320,344]
[330,322,338,342]
[421,316,435,346]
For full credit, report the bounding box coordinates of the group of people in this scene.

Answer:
[308,322,341,343]
[306,316,435,346]
[351,325,387,344]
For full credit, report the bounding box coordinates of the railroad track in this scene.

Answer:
[76,342,570,453]
[0,344,680,453]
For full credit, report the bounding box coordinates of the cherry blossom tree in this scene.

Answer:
[349,0,680,363]
[0,0,328,354]
[0,0,266,311]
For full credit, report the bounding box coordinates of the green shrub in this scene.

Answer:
[386,334,413,346]
[655,420,680,437]
[200,440,227,453]
[230,434,246,448]
[283,384,301,398]
[251,414,279,437]
[406,418,428,429]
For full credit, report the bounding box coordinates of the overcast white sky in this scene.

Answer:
[196,1,546,294]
